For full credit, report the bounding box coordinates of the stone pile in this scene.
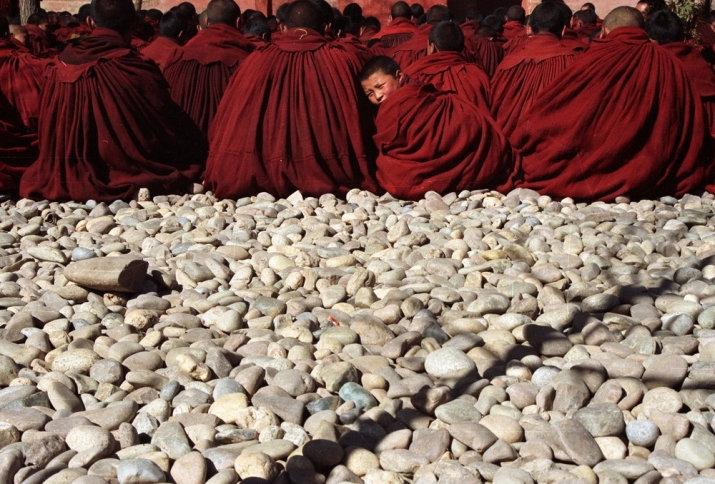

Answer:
[0,187,714,484]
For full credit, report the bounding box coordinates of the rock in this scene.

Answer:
[234,451,280,481]
[424,347,476,382]
[552,418,604,466]
[626,420,660,447]
[574,403,625,437]
[117,459,166,484]
[339,382,378,410]
[675,438,715,471]
[170,451,207,484]
[151,421,192,459]
[379,449,430,474]
[63,257,148,292]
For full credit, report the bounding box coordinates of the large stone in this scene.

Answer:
[63,257,148,292]
[551,418,604,467]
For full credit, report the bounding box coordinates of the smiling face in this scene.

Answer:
[360,69,404,105]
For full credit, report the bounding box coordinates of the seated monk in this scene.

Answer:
[646,10,715,141]
[467,26,504,76]
[24,13,54,56]
[205,0,379,199]
[572,9,600,42]
[140,10,186,72]
[19,0,205,202]
[373,1,416,47]
[164,0,254,138]
[360,56,513,200]
[503,5,526,39]
[482,15,507,45]
[491,2,576,139]
[243,18,271,47]
[552,3,587,52]
[403,21,490,109]
[8,23,28,49]
[459,9,482,38]
[509,6,711,202]
[359,16,381,44]
[391,4,450,69]
[0,90,37,192]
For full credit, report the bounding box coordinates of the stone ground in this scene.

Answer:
[0,187,715,484]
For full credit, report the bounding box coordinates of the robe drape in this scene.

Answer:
[459,20,479,39]
[19,28,205,202]
[205,28,379,199]
[466,34,504,77]
[390,23,432,69]
[373,17,416,48]
[0,91,38,191]
[503,20,526,40]
[509,27,711,202]
[141,35,182,71]
[373,83,513,200]
[0,38,47,130]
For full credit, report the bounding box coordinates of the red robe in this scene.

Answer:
[24,24,52,56]
[491,34,575,139]
[0,91,38,191]
[510,27,711,202]
[503,34,530,55]
[403,51,491,110]
[466,34,504,77]
[373,83,513,200]
[460,20,479,39]
[164,24,254,137]
[245,33,270,48]
[391,23,432,70]
[205,28,379,199]
[575,24,600,43]
[696,18,715,50]
[0,38,47,130]
[140,36,182,71]
[359,26,380,45]
[19,28,206,202]
[373,17,416,48]
[503,20,526,40]
[561,29,587,53]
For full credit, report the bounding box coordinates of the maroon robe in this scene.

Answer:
[403,51,491,109]
[0,37,47,130]
[503,34,530,55]
[245,33,270,48]
[373,17,416,47]
[130,36,149,51]
[503,20,526,40]
[205,28,379,199]
[373,83,513,200]
[460,20,479,39]
[466,34,504,77]
[359,26,380,44]
[141,36,182,71]
[24,24,52,56]
[19,28,205,202]
[561,28,587,52]
[575,23,599,43]
[0,91,38,191]
[164,24,254,138]
[491,34,575,139]
[391,23,432,70]
[509,27,711,202]
[696,18,715,50]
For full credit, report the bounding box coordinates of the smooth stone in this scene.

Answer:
[117,458,166,484]
[626,420,660,447]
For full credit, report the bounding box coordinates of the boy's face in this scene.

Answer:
[361,69,403,105]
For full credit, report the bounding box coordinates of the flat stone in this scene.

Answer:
[117,458,166,484]
[552,418,604,467]
[63,257,148,292]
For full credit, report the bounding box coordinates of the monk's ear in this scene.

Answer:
[561,26,566,37]
[427,41,437,55]
[387,15,393,23]
[395,69,404,84]
[236,17,243,30]
[87,16,96,29]
[526,24,533,36]
[281,23,287,33]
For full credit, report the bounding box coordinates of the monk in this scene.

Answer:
[503,6,526,40]
[391,4,450,69]
[373,1,416,47]
[140,10,186,72]
[360,56,513,200]
[0,85,36,193]
[572,9,600,42]
[554,3,587,52]
[467,26,504,76]
[646,10,715,140]
[635,0,655,22]
[482,15,507,45]
[491,2,576,139]
[164,0,253,138]
[19,0,205,202]
[8,23,28,48]
[509,6,711,201]
[459,9,482,38]
[205,0,379,199]
[404,21,490,109]
[243,18,271,46]
[359,16,381,44]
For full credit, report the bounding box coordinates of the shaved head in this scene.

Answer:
[603,6,643,34]
[285,0,324,32]
[207,0,240,26]
[429,20,463,51]
[426,4,450,24]
[198,9,208,29]
[90,0,136,35]
[391,1,411,19]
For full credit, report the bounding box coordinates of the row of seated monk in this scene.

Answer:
[1,0,714,204]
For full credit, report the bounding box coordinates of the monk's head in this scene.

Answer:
[9,24,28,46]
[359,55,404,105]
[343,3,363,26]
[645,9,683,44]
[77,4,92,24]
[27,13,49,31]
[528,2,565,38]
[177,2,198,20]
[159,10,186,40]
[506,5,525,23]
[276,2,290,25]
[602,6,643,36]
[197,9,209,30]
[361,16,381,34]
[390,2,411,21]
[581,2,596,11]
[285,0,324,33]
[481,14,503,33]
[90,0,137,38]
[635,0,654,22]
[411,3,425,21]
[245,18,271,40]
[206,0,241,28]
[426,5,450,25]
[476,25,496,40]
[572,9,596,29]
[146,9,162,23]
[464,9,483,23]
[428,20,463,54]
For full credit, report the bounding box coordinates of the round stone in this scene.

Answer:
[625,420,659,447]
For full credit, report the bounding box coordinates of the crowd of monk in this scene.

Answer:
[1,0,714,203]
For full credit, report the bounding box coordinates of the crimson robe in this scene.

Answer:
[403,51,491,109]
[0,38,46,130]
[503,34,530,55]
[141,36,182,71]
[697,18,715,50]
[503,20,526,40]
[0,92,37,191]
[466,34,504,77]
[561,29,587,52]
[19,28,205,202]
[510,27,711,202]
[245,33,270,48]
[24,24,52,56]
[373,17,416,47]
[205,28,379,199]
[373,83,513,200]
[491,34,575,139]
[575,24,599,43]
[391,23,432,70]
[359,26,380,44]
[164,24,254,137]
[460,20,479,39]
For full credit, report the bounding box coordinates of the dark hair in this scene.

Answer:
[465,9,483,23]
[426,4,450,24]
[529,2,565,37]
[482,14,503,33]
[362,16,381,30]
[391,1,411,20]
[244,18,271,39]
[0,16,8,37]
[207,0,241,26]
[285,0,324,31]
[429,20,463,51]
[359,55,400,81]
[573,9,597,24]
[343,2,363,24]
[276,2,290,23]
[159,9,186,38]
[645,9,684,44]
[410,3,424,19]
[90,0,136,33]
[506,5,525,22]
[581,2,595,10]
[146,8,162,22]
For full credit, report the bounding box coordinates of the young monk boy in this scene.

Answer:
[359,56,514,200]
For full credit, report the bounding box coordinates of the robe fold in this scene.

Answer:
[390,23,432,70]
[0,38,47,130]
[561,29,587,52]
[503,20,526,40]
[358,26,380,44]
[19,28,206,202]
[24,24,52,56]
[575,24,600,43]
[466,34,504,77]
[491,34,575,139]
[373,17,416,47]
[205,28,379,199]
[503,34,530,55]
[403,51,491,109]
[164,24,254,137]
[0,92,38,191]
[373,83,513,200]
[245,33,270,48]
[459,20,479,39]
[141,35,182,71]
[510,27,711,202]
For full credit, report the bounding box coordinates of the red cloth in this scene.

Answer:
[24,24,52,56]
[509,27,711,202]
[359,26,380,44]
[503,20,526,40]
[19,28,206,202]
[503,34,530,55]
[391,23,431,70]
[0,38,47,130]
[0,91,38,191]
[245,33,270,48]
[466,34,504,77]
[164,24,254,138]
[697,18,715,50]
[403,51,491,110]
[130,36,149,51]
[575,24,600,43]
[373,83,513,200]
[373,17,416,47]
[561,29,587,52]
[460,20,479,39]
[141,36,182,72]
[205,28,379,199]
[491,34,575,139]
